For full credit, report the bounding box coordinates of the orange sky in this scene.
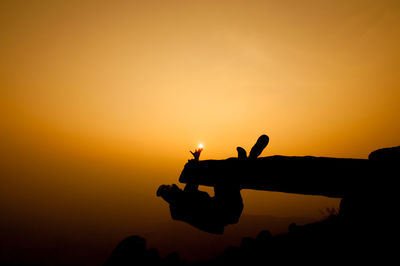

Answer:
[1,1,400,256]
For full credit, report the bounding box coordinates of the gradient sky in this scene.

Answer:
[1,0,400,264]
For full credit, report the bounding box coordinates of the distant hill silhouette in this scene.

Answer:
[104,200,389,265]
[139,214,317,262]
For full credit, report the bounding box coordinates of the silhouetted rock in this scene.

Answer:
[179,135,394,198]
[105,236,182,266]
[164,252,181,265]
[256,230,272,243]
[288,222,297,233]
[368,146,400,162]
[147,248,161,265]
[163,135,399,237]
[104,236,147,266]
[240,236,256,250]
[220,246,240,264]
[180,155,370,198]
[151,135,397,265]
[156,183,243,234]
[108,194,391,265]
[255,230,272,254]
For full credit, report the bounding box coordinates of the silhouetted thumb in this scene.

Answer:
[236,147,247,159]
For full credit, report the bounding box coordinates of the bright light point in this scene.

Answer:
[198,143,204,149]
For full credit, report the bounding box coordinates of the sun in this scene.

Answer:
[198,143,204,149]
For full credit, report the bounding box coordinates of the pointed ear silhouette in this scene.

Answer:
[249,135,269,159]
[236,147,247,159]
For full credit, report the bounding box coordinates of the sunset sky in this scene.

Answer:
[1,0,399,264]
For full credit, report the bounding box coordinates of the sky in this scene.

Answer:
[1,0,400,264]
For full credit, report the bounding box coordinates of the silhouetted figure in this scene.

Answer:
[236,135,269,159]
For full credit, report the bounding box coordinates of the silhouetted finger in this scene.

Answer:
[249,134,269,159]
[236,147,247,159]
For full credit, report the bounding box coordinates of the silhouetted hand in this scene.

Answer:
[237,134,269,159]
[190,148,203,161]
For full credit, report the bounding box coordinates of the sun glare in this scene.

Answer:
[198,143,204,149]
